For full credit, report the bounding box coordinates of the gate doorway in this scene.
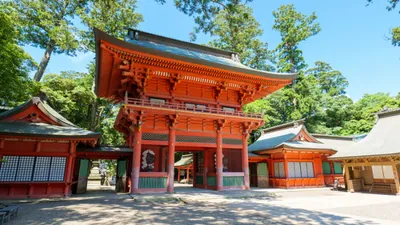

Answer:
[73,146,132,194]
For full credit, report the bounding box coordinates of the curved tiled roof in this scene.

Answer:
[330,109,400,159]
[174,154,193,167]
[0,96,77,127]
[0,122,100,138]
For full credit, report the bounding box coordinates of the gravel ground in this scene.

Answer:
[7,189,400,225]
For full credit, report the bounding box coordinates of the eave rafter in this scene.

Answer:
[100,41,292,87]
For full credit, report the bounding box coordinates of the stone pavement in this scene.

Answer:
[4,186,400,224]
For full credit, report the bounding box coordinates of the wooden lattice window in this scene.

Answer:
[288,162,314,178]
[274,162,285,178]
[322,161,331,174]
[0,156,66,182]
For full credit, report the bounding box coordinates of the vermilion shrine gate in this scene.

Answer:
[94,28,296,193]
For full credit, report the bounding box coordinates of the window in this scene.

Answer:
[0,156,66,182]
[274,162,285,178]
[222,106,235,113]
[372,165,394,179]
[322,162,331,174]
[288,162,314,178]
[149,97,166,105]
[333,162,343,174]
[185,103,207,111]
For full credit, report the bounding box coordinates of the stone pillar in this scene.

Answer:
[242,134,250,190]
[167,128,176,193]
[216,130,223,191]
[131,127,142,194]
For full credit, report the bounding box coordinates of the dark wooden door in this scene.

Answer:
[76,159,89,194]
[116,159,127,192]
[250,163,258,187]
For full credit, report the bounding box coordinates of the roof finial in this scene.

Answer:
[293,121,299,128]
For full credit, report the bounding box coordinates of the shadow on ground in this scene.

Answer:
[10,191,377,225]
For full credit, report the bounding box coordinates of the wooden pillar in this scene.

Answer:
[283,153,289,189]
[131,127,142,194]
[186,168,190,184]
[64,142,75,197]
[344,164,353,192]
[242,134,250,190]
[167,128,176,193]
[392,164,400,194]
[178,168,181,182]
[193,153,197,187]
[216,130,223,191]
[203,150,208,189]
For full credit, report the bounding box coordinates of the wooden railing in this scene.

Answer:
[125,97,263,119]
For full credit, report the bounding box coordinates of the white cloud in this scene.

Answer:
[69,51,94,64]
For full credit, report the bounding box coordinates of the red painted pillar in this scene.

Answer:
[284,154,289,189]
[242,134,250,190]
[64,142,75,197]
[216,130,223,191]
[167,128,176,193]
[131,127,142,194]
[203,150,208,189]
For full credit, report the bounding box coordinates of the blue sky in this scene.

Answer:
[23,0,400,100]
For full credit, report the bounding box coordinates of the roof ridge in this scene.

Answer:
[126,28,237,59]
[262,119,305,134]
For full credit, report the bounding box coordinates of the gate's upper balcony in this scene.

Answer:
[124,97,263,120]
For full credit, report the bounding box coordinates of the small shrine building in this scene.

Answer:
[174,154,193,183]
[248,120,359,188]
[0,96,100,198]
[330,109,400,194]
[94,28,296,193]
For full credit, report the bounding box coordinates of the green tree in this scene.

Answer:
[261,4,322,128]
[13,0,86,81]
[340,93,400,135]
[272,4,321,73]
[78,0,143,51]
[34,71,96,129]
[367,0,400,46]
[208,4,270,70]
[12,0,143,81]
[305,61,348,96]
[0,4,36,106]
[156,0,254,40]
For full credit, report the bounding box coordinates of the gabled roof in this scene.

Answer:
[123,28,297,80]
[0,96,101,139]
[174,154,193,167]
[0,122,100,138]
[94,28,297,97]
[248,120,360,155]
[248,120,326,153]
[0,96,77,127]
[330,109,400,159]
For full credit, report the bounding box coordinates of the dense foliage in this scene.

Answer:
[0,1,399,146]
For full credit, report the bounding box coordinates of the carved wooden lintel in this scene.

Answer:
[168,114,179,129]
[216,119,227,133]
[169,73,181,95]
[215,81,228,100]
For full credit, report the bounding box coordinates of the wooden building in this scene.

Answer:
[248,120,358,188]
[174,154,193,183]
[0,96,100,198]
[330,109,400,194]
[94,28,296,193]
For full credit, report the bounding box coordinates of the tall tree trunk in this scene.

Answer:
[34,40,56,81]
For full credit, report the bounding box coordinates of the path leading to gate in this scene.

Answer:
[7,187,400,224]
